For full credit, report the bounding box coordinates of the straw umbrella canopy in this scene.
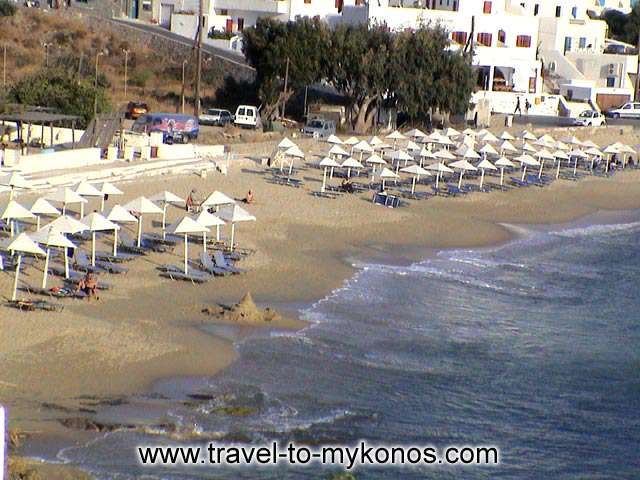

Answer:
[282,145,305,178]
[122,196,163,247]
[514,154,539,181]
[369,135,383,146]
[519,130,537,141]
[425,162,454,188]
[479,143,498,159]
[344,136,359,146]
[329,144,349,161]
[569,148,587,175]
[582,139,600,149]
[0,171,31,200]
[30,198,60,230]
[46,187,88,217]
[216,204,256,252]
[443,127,461,138]
[105,205,138,256]
[554,140,569,151]
[418,147,435,167]
[326,134,343,145]
[150,190,185,237]
[43,214,88,278]
[500,131,515,141]
[479,131,499,143]
[7,233,45,301]
[1,200,35,237]
[462,128,477,137]
[535,149,555,178]
[30,226,77,289]
[458,145,481,161]
[553,149,570,179]
[603,144,619,172]
[277,137,296,150]
[585,146,603,170]
[521,141,537,153]
[477,159,497,190]
[386,130,406,148]
[390,150,413,172]
[352,140,373,161]
[341,157,364,178]
[194,209,226,246]
[499,140,518,156]
[495,157,515,186]
[562,135,584,147]
[400,164,431,194]
[406,128,427,140]
[319,157,341,192]
[434,149,456,162]
[378,167,400,191]
[97,182,124,211]
[406,140,421,153]
[201,190,236,211]
[81,212,120,266]
[449,159,478,189]
[167,216,208,275]
[74,181,103,217]
[460,135,476,148]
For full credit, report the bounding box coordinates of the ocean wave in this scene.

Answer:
[550,220,640,239]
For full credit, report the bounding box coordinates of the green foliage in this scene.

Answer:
[209,28,233,40]
[603,5,640,44]
[8,69,110,127]
[0,0,16,16]
[129,68,153,93]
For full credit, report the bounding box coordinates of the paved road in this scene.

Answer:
[508,114,640,128]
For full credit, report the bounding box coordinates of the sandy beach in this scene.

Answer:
[3,125,640,473]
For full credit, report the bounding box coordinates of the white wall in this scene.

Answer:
[11,148,104,174]
[3,125,85,147]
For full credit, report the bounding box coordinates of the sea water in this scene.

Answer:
[56,212,640,479]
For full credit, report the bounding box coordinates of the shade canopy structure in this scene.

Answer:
[277,137,296,150]
[81,212,120,266]
[521,142,537,153]
[434,149,456,162]
[7,233,46,301]
[406,128,427,139]
[386,130,406,140]
[458,146,481,160]
[479,131,499,143]
[194,209,226,245]
[31,226,77,288]
[443,127,461,138]
[378,167,400,191]
[46,187,88,217]
[369,135,383,146]
[74,181,103,217]
[519,130,537,141]
[499,140,518,155]
[479,143,498,158]
[460,135,476,148]
[167,216,208,274]
[328,144,349,159]
[477,159,497,190]
[319,156,341,191]
[406,140,421,152]
[284,145,305,159]
[450,159,478,188]
[326,134,343,145]
[562,135,583,146]
[2,200,36,237]
[495,156,516,186]
[201,191,236,209]
[344,136,359,146]
[150,190,186,236]
[535,149,554,178]
[106,205,138,256]
[554,140,570,151]
[216,204,256,252]
[97,182,124,211]
[365,154,386,166]
[0,171,31,200]
[500,131,515,141]
[400,164,431,194]
[352,140,373,154]
[581,139,600,149]
[462,128,477,137]
[44,215,88,276]
[122,196,164,247]
[426,162,454,188]
[341,157,364,178]
[30,198,60,230]
[514,153,540,181]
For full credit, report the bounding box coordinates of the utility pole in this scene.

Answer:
[78,53,83,77]
[180,59,187,113]
[635,31,640,101]
[194,0,204,116]
[94,51,104,118]
[3,44,6,92]
[43,42,51,68]
[282,57,290,119]
[123,49,130,98]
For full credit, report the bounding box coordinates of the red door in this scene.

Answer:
[225,19,233,33]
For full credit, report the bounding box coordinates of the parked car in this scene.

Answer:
[234,105,261,129]
[605,102,640,119]
[302,118,336,139]
[125,102,149,120]
[132,113,199,143]
[199,108,233,126]
[573,110,606,127]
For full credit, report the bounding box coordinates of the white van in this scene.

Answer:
[234,105,261,129]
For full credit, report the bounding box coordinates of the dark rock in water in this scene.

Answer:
[211,405,258,417]
[220,431,254,443]
[59,417,136,432]
[41,402,76,414]
[187,393,216,402]
[327,473,357,480]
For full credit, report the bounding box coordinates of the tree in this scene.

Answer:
[325,23,394,134]
[9,69,110,127]
[242,17,328,121]
[603,5,640,45]
[0,0,16,16]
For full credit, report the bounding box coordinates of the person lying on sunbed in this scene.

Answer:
[76,271,98,300]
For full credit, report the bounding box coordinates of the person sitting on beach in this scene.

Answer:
[76,271,98,299]
[341,178,354,194]
[242,190,255,204]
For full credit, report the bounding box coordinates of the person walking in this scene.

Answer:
[514,97,522,116]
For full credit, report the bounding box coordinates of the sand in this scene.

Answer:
[2,125,640,475]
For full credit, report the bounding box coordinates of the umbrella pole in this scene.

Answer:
[80,202,84,218]
[162,204,167,240]
[10,220,14,238]
[64,249,69,279]
[203,231,207,254]
[42,248,50,289]
[436,172,440,189]
[382,179,386,191]
[458,171,463,189]
[411,176,416,195]
[62,204,66,216]
[500,167,504,186]
[216,224,220,242]
[113,228,118,257]
[101,195,105,212]
[480,170,485,190]
[230,223,235,252]
[11,255,22,301]
[321,168,327,193]
[573,158,578,176]
[9,188,14,201]
[184,233,188,275]
[91,231,96,266]
[330,167,334,179]
[137,215,143,248]
[36,215,40,230]
[521,165,527,182]
[556,159,561,179]
[538,161,544,179]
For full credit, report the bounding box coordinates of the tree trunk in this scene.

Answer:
[353,96,375,134]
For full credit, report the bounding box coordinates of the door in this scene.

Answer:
[160,3,173,28]
[563,36,572,54]
[225,18,233,33]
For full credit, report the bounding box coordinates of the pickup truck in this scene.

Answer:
[302,118,336,139]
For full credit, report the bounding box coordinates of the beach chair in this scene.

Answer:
[159,267,210,284]
[200,252,232,276]
[144,232,178,247]
[509,177,529,187]
[23,285,88,300]
[212,250,246,274]
[445,184,465,196]
[76,251,128,275]
[95,251,136,263]
[7,299,64,312]
[118,233,147,255]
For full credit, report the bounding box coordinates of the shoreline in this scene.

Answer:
[4,136,640,475]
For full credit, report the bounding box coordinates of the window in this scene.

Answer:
[225,18,233,33]
[477,32,492,47]
[555,5,561,17]
[451,31,468,45]
[564,36,572,53]
[579,37,586,49]
[498,29,506,45]
[220,8,228,15]
[607,77,616,88]
[516,35,531,48]
[237,17,244,31]
[529,76,536,93]
[571,6,577,18]
[483,1,491,13]
[304,0,311,3]
[534,3,539,15]
[142,0,151,10]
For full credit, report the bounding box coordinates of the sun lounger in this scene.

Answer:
[76,251,128,275]
[212,250,246,274]
[95,251,136,263]
[120,232,170,254]
[200,252,232,276]
[372,192,401,208]
[159,267,210,283]
[311,191,339,199]
[143,232,178,247]
[24,286,88,300]
[509,177,529,187]
[118,234,147,255]
[7,299,64,312]
[445,184,465,196]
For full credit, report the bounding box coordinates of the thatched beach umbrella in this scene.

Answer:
[74,181,103,217]
[194,209,226,246]
[326,134,343,145]
[477,159,497,190]
[406,128,426,140]
[2,200,35,237]
[97,182,124,212]
[81,212,120,266]
[167,216,208,275]
[378,167,400,191]
[553,150,570,179]
[400,164,430,194]
[0,171,31,201]
[365,154,387,179]
[319,157,341,192]
[495,157,515,186]
[30,198,60,230]
[426,162,454,188]
[217,204,256,252]
[391,150,413,172]
[7,233,45,301]
[122,196,163,248]
[535,149,555,178]
[386,130,406,149]
[500,131,515,141]
[341,157,364,178]
[43,214,88,278]
[514,153,539,181]
[150,190,185,238]
[449,159,478,189]
[106,205,138,256]
[352,140,373,161]
[46,187,87,217]
[30,226,77,289]
[499,140,518,156]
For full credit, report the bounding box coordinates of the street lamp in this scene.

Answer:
[43,42,51,68]
[94,51,104,118]
[123,49,130,98]
[181,59,188,113]
[3,44,7,91]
